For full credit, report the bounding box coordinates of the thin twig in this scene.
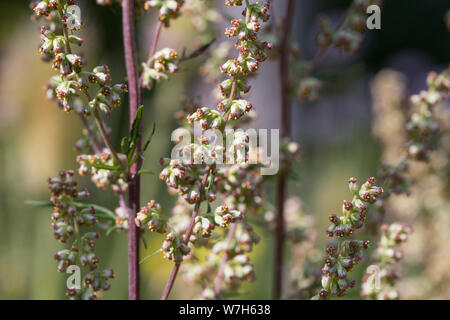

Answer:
[274,0,295,300]
[178,38,216,63]
[93,109,125,170]
[147,20,164,64]
[214,222,237,299]
[305,2,355,76]
[78,114,101,154]
[122,0,142,300]
[161,168,211,300]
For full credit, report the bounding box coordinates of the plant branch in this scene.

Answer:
[93,109,125,170]
[122,0,143,300]
[147,20,164,64]
[161,167,211,300]
[305,2,355,76]
[274,0,295,300]
[214,222,237,299]
[78,114,101,154]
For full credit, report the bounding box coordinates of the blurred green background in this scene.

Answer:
[0,0,449,299]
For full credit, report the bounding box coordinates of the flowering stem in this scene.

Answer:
[161,167,211,300]
[147,21,164,64]
[78,114,100,154]
[214,222,237,299]
[274,0,295,300]
[305,2,355,76]
[57,1,72,54]
[122,0,142,300]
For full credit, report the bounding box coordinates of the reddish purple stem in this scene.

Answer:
[122,0,142,300]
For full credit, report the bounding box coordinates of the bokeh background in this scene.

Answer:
[0,0,449,299]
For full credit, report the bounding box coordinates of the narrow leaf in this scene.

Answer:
[142,123,156,153]
[26,200,53,207]
[106,225,118,236]
[141,236,148,249]
[128,105,144,160]
[90,163,121,171]
[139,248,161,264]
[27,200,116,221]
[137,169,154,175]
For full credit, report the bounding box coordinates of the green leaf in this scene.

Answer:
[137,169,154,175]
[141,236,147,249]
[26,200,116,221]
[139,248,161,264]
[90,163,121,171]
[73,202,116,221]
[128,105,144,161]
[106,225,118,236]
[128,123,157,167]
[142,123,156,153]
[120,137,127,154]
[205,171,215,196]
[25,200,53,207]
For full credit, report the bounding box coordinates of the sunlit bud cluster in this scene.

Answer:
[47,170,114,299]
[77,149,128,193]
[161,232,191,262]
[219,0,271,98]
[144,0,184,26]
[160,158,211,203]
[214,205,243,228]
[135,200,167,233]
[187,107,224,130]
[216,163,265,214]
[157,0,271,299]
[141,48,179,90]
[406,68,450,161]
[33,2,126,115]
[361,223,412,300]
[193,215,215,238]
[314,177,383,299]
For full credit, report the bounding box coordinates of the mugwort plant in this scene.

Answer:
[27,0,449,300]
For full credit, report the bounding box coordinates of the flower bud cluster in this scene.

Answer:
[316,0,373,53]
[368,68,449,233]
[32,1,127,115]
[153,0,271,298]
[77,149,128,193]
[406,68,450,161]
[219,0,271,98]
[297,77,323,102]
[214,205,243,228]
[144,0,184,26]
[161,232,191,262]
[315,177,383,299]
[159,158,213,204]
[183,222,259,299]
[48,170,114,299]
[141,48,179,90]
[361,223,412,300]
[135,200,167,233]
